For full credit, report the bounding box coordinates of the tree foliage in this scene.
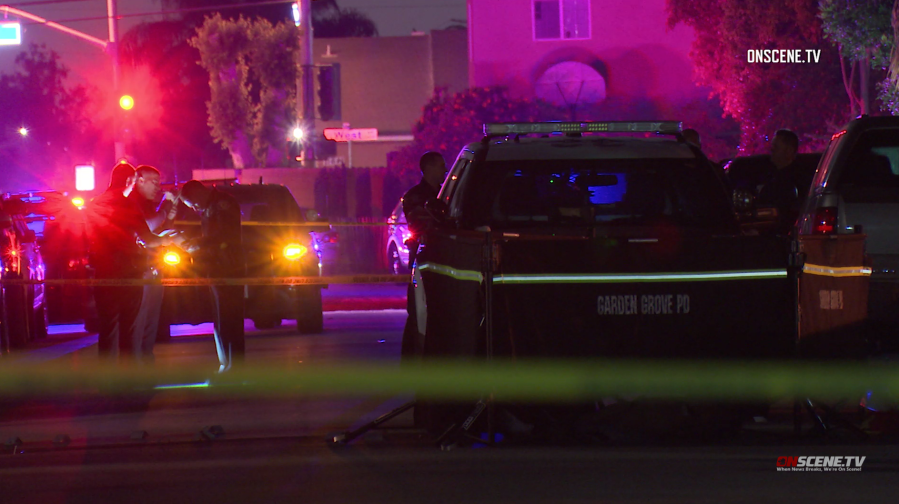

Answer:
[667,0,848,153]
[190,14,299,167]
[820,0,894,115]
[165,0,378,37]
[0,44,99,191]
[119,20,225,175]
[388,87,562,182]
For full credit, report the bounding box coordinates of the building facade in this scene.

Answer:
[467,0,706,115]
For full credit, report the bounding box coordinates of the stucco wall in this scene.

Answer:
[468,0,702,104]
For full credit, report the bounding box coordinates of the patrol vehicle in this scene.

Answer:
[406,122,796,362]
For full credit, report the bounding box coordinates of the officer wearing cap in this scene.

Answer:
[178,180,245,373]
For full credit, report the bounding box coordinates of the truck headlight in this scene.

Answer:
[282,243,307,260]
[163,249,181,266]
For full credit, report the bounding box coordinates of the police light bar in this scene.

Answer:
[484,121,683,136]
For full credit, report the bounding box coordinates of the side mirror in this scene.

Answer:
[22,229,37,243]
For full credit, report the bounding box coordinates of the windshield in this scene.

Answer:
[476,159,735,230]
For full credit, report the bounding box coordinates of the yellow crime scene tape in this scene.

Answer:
[0,275,405,286]
[0,360,895,402]
[174,220,392,227]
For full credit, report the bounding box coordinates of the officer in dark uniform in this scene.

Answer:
[402,151,447,264]
[401,151,447,359]
[757,129,811,235]
[87,162,146,361]
[178,180,245,373]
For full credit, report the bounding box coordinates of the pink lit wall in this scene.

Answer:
[468,0,704,105]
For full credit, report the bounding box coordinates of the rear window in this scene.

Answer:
[478,159,734,229]
[216,186,304,223]
[836,129,899,188]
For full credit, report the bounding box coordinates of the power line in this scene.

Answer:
[7,1,296,25]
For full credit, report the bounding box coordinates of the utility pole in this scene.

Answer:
[107,0,124,161]
[0,2,124,163]
[300,0,315,167]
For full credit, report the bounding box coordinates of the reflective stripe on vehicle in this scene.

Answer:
[418,262,787,284]
[495,270,788,284]
[417,262,484,282]
[802,263,872,278]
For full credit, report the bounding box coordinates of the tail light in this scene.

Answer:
[812,207,838,235]
[283,243,307,260]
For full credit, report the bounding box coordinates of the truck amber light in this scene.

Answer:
[283,243,307,260]
[71,197,85,208]
[163,250,181,266]
[812,207,838,235]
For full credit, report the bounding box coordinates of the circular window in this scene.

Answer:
[535,61,606,108]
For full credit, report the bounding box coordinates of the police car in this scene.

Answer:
[407,122,796,362]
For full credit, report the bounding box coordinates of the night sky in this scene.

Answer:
[0,0,468,85]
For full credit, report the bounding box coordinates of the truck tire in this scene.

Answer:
[296,286,324,334]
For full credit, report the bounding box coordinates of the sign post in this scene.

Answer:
[323,127,378,168]
[0,22,21,46]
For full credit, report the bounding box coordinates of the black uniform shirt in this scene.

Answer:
[402,179,440,238]
[87,188,152,278]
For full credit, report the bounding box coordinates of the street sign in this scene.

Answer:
[323,128,378,142]
[0,22,22,46]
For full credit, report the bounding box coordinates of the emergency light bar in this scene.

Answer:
[484,121,683,136]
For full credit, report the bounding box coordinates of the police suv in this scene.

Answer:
[407,122,796,361]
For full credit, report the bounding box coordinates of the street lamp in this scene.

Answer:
[292,126,304,140]
[17,127,27,137]
[119,94,134,111]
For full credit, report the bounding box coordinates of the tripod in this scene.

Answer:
[329,232,500,447]
[436,232,499,449]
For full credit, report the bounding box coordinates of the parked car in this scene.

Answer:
[0,202,48,351]
[305,210,339,275]
[797,116,899,352]
[159,182,325,333]
[2,191,96,327]
[385,199,412,274]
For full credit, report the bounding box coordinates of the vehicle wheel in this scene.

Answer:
[252,317,281,330]
[296,286,324,334]
[31,302,48,340]
[156,323,172,343]
[388,243,406,275]
[84,317,101,334]
[5,287,30,348]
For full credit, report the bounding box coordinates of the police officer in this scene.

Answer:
[129,165,179,364]
[87,162,145,361]
[757,129,810,235]
[178,180,245,373]
[402,151,447,263]
[400,151,447,359]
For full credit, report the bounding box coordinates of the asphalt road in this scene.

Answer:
[1,284,897,503]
